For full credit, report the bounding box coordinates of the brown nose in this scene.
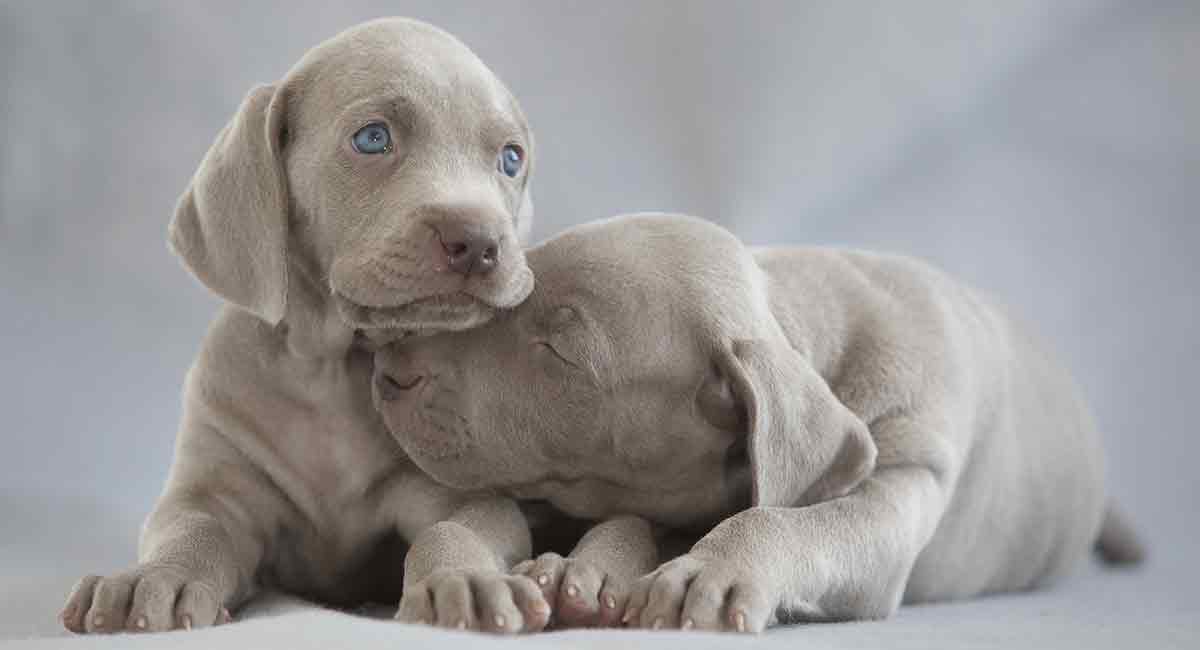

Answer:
[375,368,423,402]
[433,220,499,276]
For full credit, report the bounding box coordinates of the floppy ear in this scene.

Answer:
[718,338,877,508]
[168,84,289,325]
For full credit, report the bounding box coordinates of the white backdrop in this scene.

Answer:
[1,1,1196,644]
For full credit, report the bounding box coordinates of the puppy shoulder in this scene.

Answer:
[184,306,297,410]
[748,245,886,332]
[752,247,987,412]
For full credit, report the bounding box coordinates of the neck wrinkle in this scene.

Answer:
[283,253,355,360]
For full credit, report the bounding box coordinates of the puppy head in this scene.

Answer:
[373,214,876,527]
[169,18,534,338]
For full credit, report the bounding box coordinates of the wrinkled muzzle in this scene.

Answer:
[331,202,533,332]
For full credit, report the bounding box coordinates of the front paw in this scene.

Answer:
[511,552,628,628]
[61,564,231,634]
[623,553,773,633]
[396,569,549,634]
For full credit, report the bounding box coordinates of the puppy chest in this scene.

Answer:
[269,405,402,501]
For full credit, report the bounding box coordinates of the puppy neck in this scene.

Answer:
[280,255,356,360]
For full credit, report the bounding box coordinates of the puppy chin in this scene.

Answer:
[399,449,497,493]
[377,402,474,472]
[413,460,488,491]
[384,421,498,491]
[334,291,498,333]
[486,265,535,310]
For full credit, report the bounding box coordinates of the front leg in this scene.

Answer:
[627,459,948,632]
[513,515,658,628]
[396,496,550,634]
[61,414,274,635]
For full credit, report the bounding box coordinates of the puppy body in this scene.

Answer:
[754,245,1107,601]
[63,19,548,635]
[374,214,1137,631]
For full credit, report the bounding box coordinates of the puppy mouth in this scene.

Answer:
[334,290,498,333]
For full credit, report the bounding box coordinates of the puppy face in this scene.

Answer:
[373,215,761,527]
[170,19,534,335]
[294,21,535,332]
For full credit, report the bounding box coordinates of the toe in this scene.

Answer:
[62,575,100,634]
[726,582,771,634]
[127,573,183,632]
[396,583,434,626]
[470,576,522,634]
[175,581,221,630]
[432,574,474,630]
[681,574,727,631]
[85,576,135,633]
[596,576,628,628]
[556,561,603,627]
[506,576,551,632]
[527,553,567,604]
[640,566,694,629]
[622,573,654,627]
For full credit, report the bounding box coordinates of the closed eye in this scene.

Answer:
[533,340,580,370]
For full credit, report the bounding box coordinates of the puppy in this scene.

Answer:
[62,18,549,634]
[373,213,1145,633]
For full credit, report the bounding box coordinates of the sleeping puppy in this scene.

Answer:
[372,213,1145,633]
[61,18,549,634]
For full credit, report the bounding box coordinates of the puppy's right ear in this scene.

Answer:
[714,338,877,508]
[169,84,289,325]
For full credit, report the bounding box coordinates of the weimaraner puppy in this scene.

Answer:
[372,213,1145,633]
[61,18,553,634]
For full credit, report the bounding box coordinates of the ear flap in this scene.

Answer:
[719,339,877,508]
[168,84,289,325]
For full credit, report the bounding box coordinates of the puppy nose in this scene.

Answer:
[434,221,499,276]
[375,368,424,402]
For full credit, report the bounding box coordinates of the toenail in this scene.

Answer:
[566,584,579,598]
[652,616,664,630]
[181,615,192,630]
[622,608,638,624]
[135,616,147,629]
[735,611,747,633]
[92,615,105,628]
[537,574,549,586]
[494,615,506,629]
[604,594,616,609]
[682,618,695,630]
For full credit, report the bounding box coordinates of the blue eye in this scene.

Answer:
[352,123,391,154]
[499,144,523,177]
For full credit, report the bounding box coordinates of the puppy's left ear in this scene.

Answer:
[717,338,877,508]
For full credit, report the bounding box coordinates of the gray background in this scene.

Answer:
[1,0,1196,643]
